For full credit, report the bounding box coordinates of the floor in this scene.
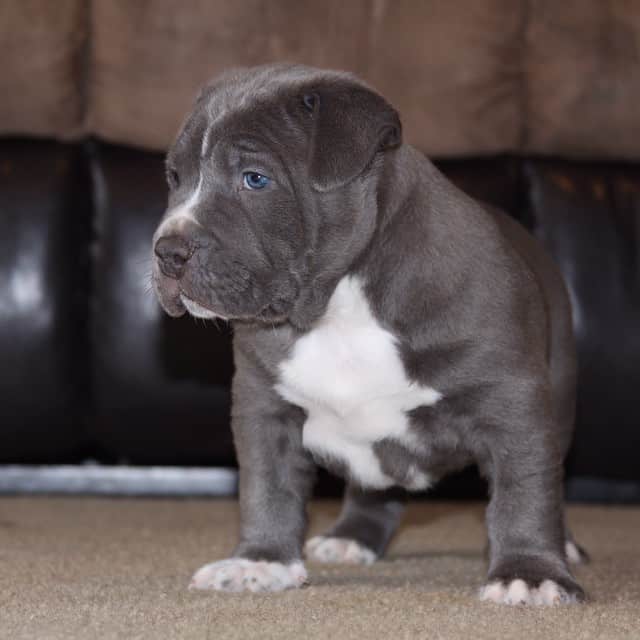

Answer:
[1,498,639,639]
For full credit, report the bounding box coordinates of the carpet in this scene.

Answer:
[1,498,639,639]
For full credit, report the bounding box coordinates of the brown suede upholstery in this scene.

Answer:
[526,0,640,158]
[364,0,523,156]
[1,1,639,158]
[0,0,86,140]
[88,0,524,155]
[88,0,373,150]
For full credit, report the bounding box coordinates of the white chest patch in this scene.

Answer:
[275,276,442,490]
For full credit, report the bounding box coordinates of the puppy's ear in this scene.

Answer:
[301,80,402,191]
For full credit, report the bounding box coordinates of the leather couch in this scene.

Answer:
[1,1,638,499]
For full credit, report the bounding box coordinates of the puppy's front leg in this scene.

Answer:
[190,372,316,593]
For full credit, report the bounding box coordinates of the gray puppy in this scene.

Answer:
[152,64,587,605]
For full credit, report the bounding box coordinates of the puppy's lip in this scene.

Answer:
[179,293,226,320]
[152,269,187,317]
[161,295,186,317]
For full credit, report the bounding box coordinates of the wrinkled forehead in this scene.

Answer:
[197,76,278,160]
[169,64,358,162]
[200,63,331,119]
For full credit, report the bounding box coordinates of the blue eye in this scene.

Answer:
[243,172,271,190]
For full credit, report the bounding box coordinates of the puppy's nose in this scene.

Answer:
[154,235,192,279]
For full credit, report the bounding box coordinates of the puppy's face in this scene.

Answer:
[152,64,401,326]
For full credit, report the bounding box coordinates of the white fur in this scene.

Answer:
[479,579,579,606]
[201,125,215,157]
[155,175,203,239]
[276,276,442,490]
[175,174,203,219]
[305,536,377,565]
[189,558,307,593]
[565,540,583,564]
[180,295,218,320]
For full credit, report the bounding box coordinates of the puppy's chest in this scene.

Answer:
[275,276,441,489]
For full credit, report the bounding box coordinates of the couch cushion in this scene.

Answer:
[366,0,523,156]
[88,0,523,154]
[526,0,640,159]
[89,143,235,465]
[88,0,371,150]
[0,0,85,140]
[524,160,640,480]
[0,141,91,462]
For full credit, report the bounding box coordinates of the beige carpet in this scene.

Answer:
[1,498,639,639]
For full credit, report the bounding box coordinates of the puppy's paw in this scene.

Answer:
[304,535,377,565]
[479,578,583,606]
[188,558,307,593]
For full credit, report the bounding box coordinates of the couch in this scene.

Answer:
[1,0,638,498]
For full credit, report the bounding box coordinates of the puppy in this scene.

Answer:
[152,64,586,605]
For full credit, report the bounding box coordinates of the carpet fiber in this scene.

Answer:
[1,498,639,639]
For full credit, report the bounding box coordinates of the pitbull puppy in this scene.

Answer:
[152,64,587,605]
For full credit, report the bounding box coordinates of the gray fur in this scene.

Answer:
[152,64,585,600]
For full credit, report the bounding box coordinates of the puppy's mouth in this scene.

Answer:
[152,267,186,317]
[152,258,226,320]
[153,260,297,325]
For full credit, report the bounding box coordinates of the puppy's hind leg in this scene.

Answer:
[305,484,407,565]
[480,406,586,606]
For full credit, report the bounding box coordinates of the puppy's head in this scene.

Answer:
[152,64,401,327]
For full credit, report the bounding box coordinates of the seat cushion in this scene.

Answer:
[0,0,85,140]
